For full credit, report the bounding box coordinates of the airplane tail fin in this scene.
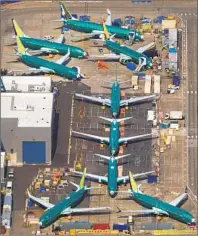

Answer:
[105,9,112,26]
[16,36,26,54]
[102,22,110,40]
[12,19,25,37]
[99,116,133,123]
[79,168,87,189]
[129,171,138,193]
[59,2,73,20]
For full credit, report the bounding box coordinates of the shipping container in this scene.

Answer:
[148,175,157,183]
[173,75,180,87]
[169,111,183,120]
[112,18,122,27]
[92,223,110,230]
[144,75,151,94]
[160,122,170,129]
[138,222,173,230]
[113,223,130,231]
[126,62,136,71]
[79,15,90,21]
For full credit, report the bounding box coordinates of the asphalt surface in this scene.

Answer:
[71,95,154,181]
[185,16,197,198]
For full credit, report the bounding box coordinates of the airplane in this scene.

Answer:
[116,171,196,225]
[11,36,85,80]
[75,79,156,117]
[89,23,154,71]
[71,153,155,197]
[72,116,156,156]
[11,19,89,58]
[56,2,143,43]
[27,168,110,228]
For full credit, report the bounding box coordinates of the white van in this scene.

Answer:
[6,181,13,193]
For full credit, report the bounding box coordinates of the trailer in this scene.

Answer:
[165,111,183,120]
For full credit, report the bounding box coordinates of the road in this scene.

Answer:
[185,16,197,199]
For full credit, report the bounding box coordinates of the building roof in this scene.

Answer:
[1,93,54,127]
[1,76,52,92]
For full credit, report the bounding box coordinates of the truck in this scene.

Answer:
[165,111,183,120]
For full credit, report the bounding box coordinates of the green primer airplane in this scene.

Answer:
[89,23,154,71]
[12,19,88,58]
[27,168,110,228]
[12,36,85,80]
[117,171,196,225]
[57,2,143,43]
[75,79,156,117]
[71,154,155,198]
[72,116,155,156]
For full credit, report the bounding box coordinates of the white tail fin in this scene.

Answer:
[105,9,112,26]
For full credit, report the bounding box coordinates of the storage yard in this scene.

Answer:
[0,0,197,236]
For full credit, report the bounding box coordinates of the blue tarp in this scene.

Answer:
[79,15,90,21]
[1,0,21,4]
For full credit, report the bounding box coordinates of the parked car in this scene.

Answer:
[7,168,14,179]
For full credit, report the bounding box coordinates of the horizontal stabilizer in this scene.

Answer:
[99,116,133,123]
[70,181,80,189]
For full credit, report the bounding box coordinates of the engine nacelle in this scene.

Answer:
[99,33,105,40]
[119,57,131,65]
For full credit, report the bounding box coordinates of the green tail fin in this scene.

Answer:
[59,2,73,19]
[79,168,87,188]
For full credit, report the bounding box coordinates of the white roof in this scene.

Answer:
[1,76,52,93]
[1,152,5,169]
[1,93,53,127]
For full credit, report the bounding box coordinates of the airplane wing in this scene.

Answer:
[118,207,168,215]
[27,190,54,209]
[117,171,155,184]
[169,192,188,207]
[72,131,109,143]
[71,30,104,38]
[75,93,111,106]
[55,49,70,64]
[120,95,156,106]
[136,42,155,54]
[61,206,110,215]
[11,67,55,74]
[54,33,65,44]
[119,133,152,144]
[71,170,108,183]
[88,53,121,61]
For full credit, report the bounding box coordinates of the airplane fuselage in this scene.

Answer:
[106,40,152,66]
[40,188,85,228]
[65,19,142,41]
[20,54,80,79]
[20,37,87,58]
[110,82,121,117]
[133,192,195,225]
[109,120,120,155]
[107,158,118,197]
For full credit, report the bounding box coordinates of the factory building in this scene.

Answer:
[1,76,52,93]
[1,92,54,165]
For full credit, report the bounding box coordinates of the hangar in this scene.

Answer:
[1,92,54,165]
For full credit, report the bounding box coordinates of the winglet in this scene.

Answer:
[59,2,73,20]
[16,36,26,54]
[129,171,138,193]
[12,19,25,37]
[80,168,87,188]
[102,23,110,40]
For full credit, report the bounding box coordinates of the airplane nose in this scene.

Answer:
[141,35,144,40]
[110,190,115,196]
[39,221,42,227]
